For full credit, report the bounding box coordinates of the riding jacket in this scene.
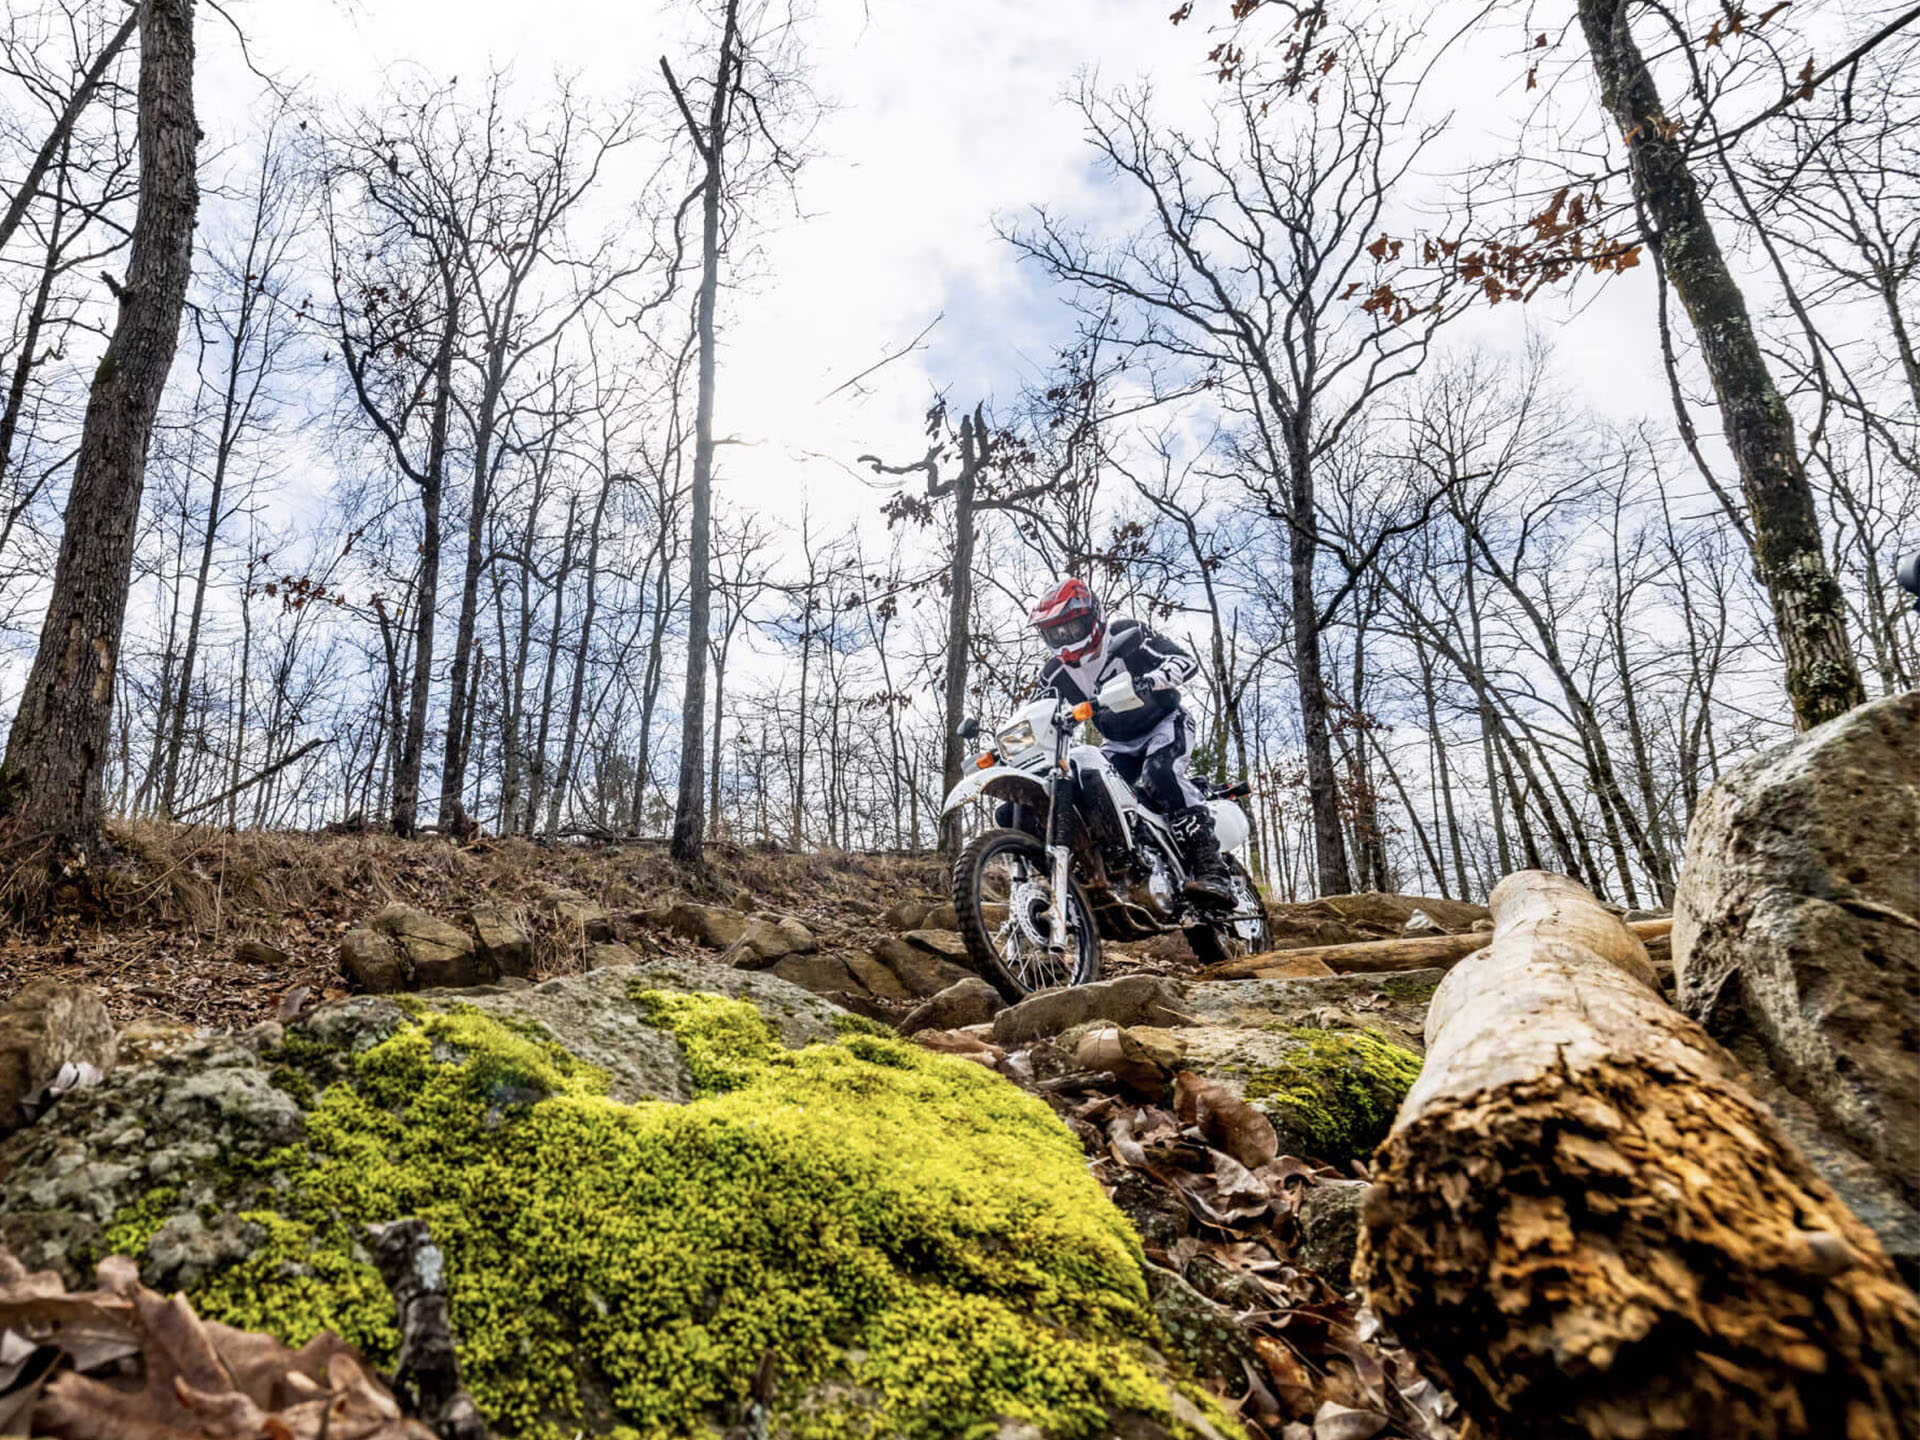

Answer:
[1033,618,1201,744]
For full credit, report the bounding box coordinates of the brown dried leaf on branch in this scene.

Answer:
[0,1247,436,1440]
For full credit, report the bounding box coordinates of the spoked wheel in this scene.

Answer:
[1184,857,1273,969]
[953,827,1101,1001]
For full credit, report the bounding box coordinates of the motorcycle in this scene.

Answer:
[941,673,1273,999]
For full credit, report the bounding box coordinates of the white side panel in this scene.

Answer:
[1209,799,1251,853]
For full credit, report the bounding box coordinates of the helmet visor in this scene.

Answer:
[1038,613,1095,650]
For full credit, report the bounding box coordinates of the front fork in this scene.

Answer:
[1045,768,1075,952]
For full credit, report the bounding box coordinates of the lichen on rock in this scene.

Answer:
[3,964,1229,1440]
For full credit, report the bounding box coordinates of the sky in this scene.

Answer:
[194,0,1684,540]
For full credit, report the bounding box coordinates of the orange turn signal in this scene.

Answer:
[976,753,995,770]
[1071,701,1093,722]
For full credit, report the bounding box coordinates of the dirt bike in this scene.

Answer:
[942,674,1273,1000]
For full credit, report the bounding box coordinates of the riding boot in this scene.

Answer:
[1171,805,1235,906]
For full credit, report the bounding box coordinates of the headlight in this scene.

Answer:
[996,721,1036,755]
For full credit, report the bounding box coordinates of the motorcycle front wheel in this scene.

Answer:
[953,827,1102,1001]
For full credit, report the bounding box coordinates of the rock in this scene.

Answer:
[466,905,533,979]
[723,913,818,968]
[902,928,972,959]
[541,891,615,944]
[881,898,936,931]
[1673,689,1920,1210]
[1266,893,1489,949]
[920,902,1006,934]
[1295,1180,1370,1292]
[649,902,749,949]
[1143,1263,1262,1386]
[992,976,1186,1046]
[233,938,289,967]
[1077,1025,1186,1091]
[1178,970,1441,1055]
[339,928,404,993]
[372,903,478,988]
[842,952,913,1001]
[587,942,641,969]
[871,936,976,998]
[1170,1022,1422,1164]
[0,982,115,1133]
[768,954,857,995]
[899,978,1003,1037]
[0,958,1204,1436]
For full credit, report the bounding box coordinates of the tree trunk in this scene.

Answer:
[524,496,576,835]
[669,0,740,866]
[1577,0,1865,729]
[0,0,199,861]
[392,276,458,839]
[1288,431,1352,895]
[937,459,976,860]
[1358,871,1919,1439]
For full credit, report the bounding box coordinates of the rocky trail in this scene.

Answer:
[0,691,1914,1439]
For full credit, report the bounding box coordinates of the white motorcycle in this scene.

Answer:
[942,674,1273,999]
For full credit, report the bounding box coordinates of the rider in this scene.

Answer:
[1027,577,1236,906]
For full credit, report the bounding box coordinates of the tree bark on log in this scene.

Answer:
[1194,917,1673,981]
[1356,871,1919,1440]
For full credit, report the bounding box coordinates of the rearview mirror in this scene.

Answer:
[956,717,980,741]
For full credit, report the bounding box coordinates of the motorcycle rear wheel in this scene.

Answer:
[1184,857,1273,968]
[953,827,1102,1001]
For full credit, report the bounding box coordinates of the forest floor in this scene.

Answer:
[0,824,969,1029]
[0,822,1474,1033]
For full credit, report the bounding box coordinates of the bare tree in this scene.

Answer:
[0,0,197,863]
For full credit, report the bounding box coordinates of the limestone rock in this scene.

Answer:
[992,976,1186,1046]
[769,954,857,995]
[650,902,749,949]
[843,951,912,1001]
[881,898,937,931]
[723,913,818,967]
[871,936,976,998]
[1295,1180,1370,1292]
[372,903,478,988]
[0,981,115,1133]
[1673,689,1920,1208]
[340,928,404,994]
[901,928,970,960]
[899,978,1004,1037]
[541,890,616,944]
[587,942,641,969]
[466,904,533,979]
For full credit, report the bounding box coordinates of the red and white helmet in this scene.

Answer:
[1030,577,1104,663]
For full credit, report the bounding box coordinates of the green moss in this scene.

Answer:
[101,1185,181,1259]
[1242,1028,1423,1162]
[831,1012,897,1040]
[1376,975,1439,1005]
[154,994,1216,1440]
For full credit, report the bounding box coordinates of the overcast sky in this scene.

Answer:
[195,0,1682,536]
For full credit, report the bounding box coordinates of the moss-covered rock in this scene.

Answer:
[1172,1024,1423,1164]
[0,963,1231,1440]
[1239,1029,1422,1161]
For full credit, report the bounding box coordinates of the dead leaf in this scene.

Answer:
[1175,1072,1280,1169]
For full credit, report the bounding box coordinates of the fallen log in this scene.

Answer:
[1355,871,1920,1440]
[1194,915,1672,981]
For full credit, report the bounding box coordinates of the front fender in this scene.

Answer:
[941,766,1050,816]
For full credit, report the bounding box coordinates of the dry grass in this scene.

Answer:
[0,822,946,1032]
